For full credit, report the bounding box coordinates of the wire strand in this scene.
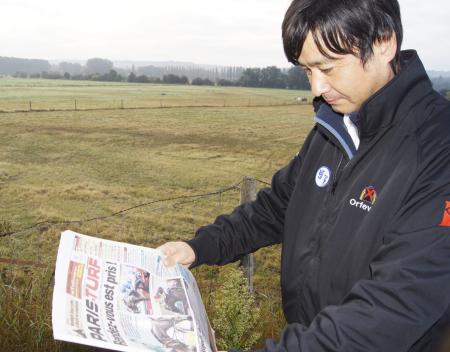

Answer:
[0,181,243,238]
[254,177,271,187]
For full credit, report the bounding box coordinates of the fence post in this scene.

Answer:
[75,99,77,111]
[29,101,32,111]
[240,176,256,293]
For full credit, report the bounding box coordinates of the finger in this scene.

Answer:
[156,244,174,267]
[156,243,173,256]
[163,256,177,267]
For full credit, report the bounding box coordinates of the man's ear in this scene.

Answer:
[373,33,397,64]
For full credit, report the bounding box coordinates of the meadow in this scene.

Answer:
[0,78,314,351]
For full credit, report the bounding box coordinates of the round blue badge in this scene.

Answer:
[315,166,331,188]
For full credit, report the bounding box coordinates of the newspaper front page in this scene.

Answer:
[52,230,215,352]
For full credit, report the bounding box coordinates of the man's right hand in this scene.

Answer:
[156,241,196,268]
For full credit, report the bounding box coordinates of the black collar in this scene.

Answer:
[313,51,433,144]
[357,50,433,140]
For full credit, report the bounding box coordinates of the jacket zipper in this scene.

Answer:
[314,124,353,196]
[331,154,348,195]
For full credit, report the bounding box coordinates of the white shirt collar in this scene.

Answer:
[343,114,360,150]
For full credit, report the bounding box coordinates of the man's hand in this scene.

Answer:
[157,241,196,268]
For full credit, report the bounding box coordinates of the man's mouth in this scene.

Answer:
[324,94,346,105]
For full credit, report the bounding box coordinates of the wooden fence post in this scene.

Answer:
[240,176,256,293]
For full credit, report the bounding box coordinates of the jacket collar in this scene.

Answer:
[357,50,433,140]
[315,104,357,160]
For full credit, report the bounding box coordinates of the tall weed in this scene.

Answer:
[210,266,261,350]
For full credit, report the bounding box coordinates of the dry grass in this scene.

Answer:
[0,78,314,351]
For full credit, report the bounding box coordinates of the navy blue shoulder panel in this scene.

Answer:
[314,103,357,160]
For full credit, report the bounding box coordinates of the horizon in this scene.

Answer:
[2,56,449,75]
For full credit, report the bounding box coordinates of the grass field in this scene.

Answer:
[0,78,314,351]
[0,78,312,111]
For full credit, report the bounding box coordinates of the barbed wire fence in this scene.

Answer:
[0,98,311,114]
[0,176,271,290]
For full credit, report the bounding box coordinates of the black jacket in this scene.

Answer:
[187,51,450,351]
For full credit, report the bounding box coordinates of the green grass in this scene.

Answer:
[0,78,314,351]
[0,77,313,111]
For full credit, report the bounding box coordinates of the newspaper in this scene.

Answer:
[52,230,216,352]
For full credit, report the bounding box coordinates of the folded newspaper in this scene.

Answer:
[52,230,217,352]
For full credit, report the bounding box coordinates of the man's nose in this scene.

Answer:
[310,72,331,97]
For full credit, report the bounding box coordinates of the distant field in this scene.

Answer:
[0,78,314,351]
[0,77,313,111]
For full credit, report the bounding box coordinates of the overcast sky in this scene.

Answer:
[1,0,449,70]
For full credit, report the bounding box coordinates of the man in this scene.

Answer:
[158,0,450,350]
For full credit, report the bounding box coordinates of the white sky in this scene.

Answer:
[1,0,449,70]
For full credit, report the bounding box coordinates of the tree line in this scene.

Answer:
[12,67,310,90]
[126,66,310,89]
[2,56,449,94]
[4,56,311,90]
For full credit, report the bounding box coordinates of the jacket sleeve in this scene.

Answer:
[258,137,450,351]
[186,153,301,267]
[186,130,316,267]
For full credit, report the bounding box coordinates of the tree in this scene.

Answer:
[128,72,136,82]
[191,77,214,86]
[13,71,28,78]
[260,66,286,88]
[0,57,50,75]
[286,66,310,90]
[217,79,235,86]
[71,74,85,80]
[149,77,161,84]
[85,58,113,75]
[163,74,186,84]
[238,68,261,87]
[431,76,450,95]
[41,71,63,79]
[135,75,149,83]
[58,62,83,75]
[106,69,118,81]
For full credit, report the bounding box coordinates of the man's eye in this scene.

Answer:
[320,67,333,74]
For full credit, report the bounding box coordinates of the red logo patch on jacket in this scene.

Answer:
[439,201,450,227]
[359,186,377,205]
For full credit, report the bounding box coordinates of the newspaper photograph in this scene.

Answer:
[52,230,216,352]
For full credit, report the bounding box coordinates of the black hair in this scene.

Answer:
[282,0,403,73]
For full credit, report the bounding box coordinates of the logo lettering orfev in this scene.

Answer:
[315,166,331,188]
[349,186,377,212]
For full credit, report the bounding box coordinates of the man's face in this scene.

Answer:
[298,32,395,114]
